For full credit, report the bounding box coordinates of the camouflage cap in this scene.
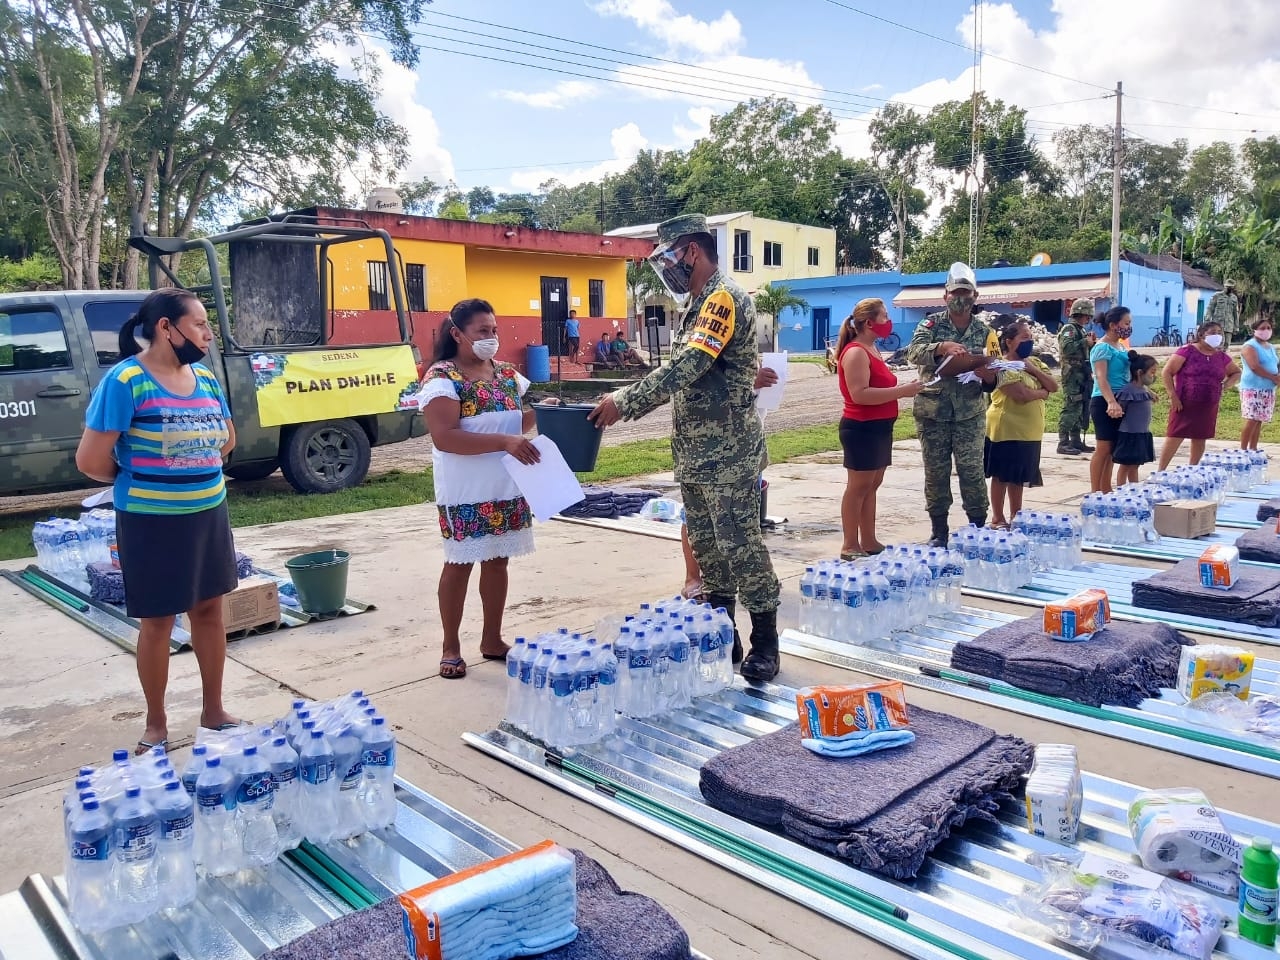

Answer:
[656,213,710,247]
[1225,277,1237,288]
[1069,297,1094,317]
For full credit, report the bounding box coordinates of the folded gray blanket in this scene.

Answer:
[560,489,660,519]
[699,708,1033,879]
[261,849,692,960]
[950,616,1192,707]
[1132,558,1280,627]
[1235,525,1280,564]
[1259,499,1280,522]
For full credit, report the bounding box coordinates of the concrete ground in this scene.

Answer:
[2,432,1279,959]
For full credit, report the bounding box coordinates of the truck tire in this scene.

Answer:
[279,419,372,494]
[224,460,279,482]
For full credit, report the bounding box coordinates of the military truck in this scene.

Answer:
[0,215,426,497]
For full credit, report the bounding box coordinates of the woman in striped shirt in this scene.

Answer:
[76,289,243,753]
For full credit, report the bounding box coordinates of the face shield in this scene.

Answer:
[648,238,696,305]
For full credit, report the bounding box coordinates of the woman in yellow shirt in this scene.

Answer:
[985,319,1060,528]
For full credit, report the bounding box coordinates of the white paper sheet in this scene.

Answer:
[924,354,954,386]
[501,434,585,522]
[755,351,788,412]
[81,488,114,509]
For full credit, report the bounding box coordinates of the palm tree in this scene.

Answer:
[753,282,809,350]
[626,260,660,324]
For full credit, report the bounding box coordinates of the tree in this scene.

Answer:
[1052,124,1113,230]
[626,259,660,321]
[0,0,429,288]
[753,282,808,350]
[830,157,903,270]
[1183,142,1242,214]
[868,103,932,266]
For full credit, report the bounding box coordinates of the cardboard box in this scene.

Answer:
[222,577,280,634]
[1043,588,1110,641]
[1153,499,1217,539]
[1198,544,1239,590]
[1177,644,1254,701]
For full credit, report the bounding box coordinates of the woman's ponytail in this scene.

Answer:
[118,314,144,357]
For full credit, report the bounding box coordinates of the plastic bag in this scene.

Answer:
[638,497,683,522]
[1187,692,1280,741]
[1014,854,1226,960]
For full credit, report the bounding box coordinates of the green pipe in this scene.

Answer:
[551,755,990,960]
[298,840,381,907]
[285,845,379,910]
[21,569,89,612]
[921,666,1280,763]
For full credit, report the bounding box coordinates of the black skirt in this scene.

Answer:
[115,500,238,619]
[839,417,896,471]
[983,439,1044,486]
[1090,395,1121,443]
[1113,431,1156,466]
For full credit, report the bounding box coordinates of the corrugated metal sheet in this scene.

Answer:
[1226,481,1280,501]
[893,277,1109,309]
[1217,498,1264,528]
[1083,531,1243,563]
[466,683,1280,960]
[776,617,1280,778]
[961,560,1280,646]
[0,780,714,960]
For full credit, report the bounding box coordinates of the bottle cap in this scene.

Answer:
[83,799,100,811]
[207,756,221,766]
[273,736,287,747]
[1252,836,1274,852]
[311,730,324,739]
[164,780,181,792]
[192,744,206,755]
[243,745,257,756]
[125,786,140,798]
[113,749,129,763]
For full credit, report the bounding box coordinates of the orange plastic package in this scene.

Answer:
[399,840,577,960]
[795,681,910,740]
[1198,544,1239,590]
[1043,588,1110,642]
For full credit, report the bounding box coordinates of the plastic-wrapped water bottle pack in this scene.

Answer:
[1080,492,1159,545]
[1200,450,1268,493]
[63,691,396,933]
[1010,512,1083,570]
[947,527,1038,592]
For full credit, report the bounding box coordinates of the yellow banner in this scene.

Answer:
[250,346,421,428]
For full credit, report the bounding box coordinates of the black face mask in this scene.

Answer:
[658,255,695,297]
[168,324,205,365]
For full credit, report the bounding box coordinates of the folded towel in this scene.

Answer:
[1132,559,1280,627]
[801,730,916,758]
[86,562,126,605]
[560,489,659,519]
[699,707,1033,879]
[1258,498,1280,522]
[260,850,692,960]
[1234,525,1280,564]
[950,617,1192,708]
[235,551,254,579]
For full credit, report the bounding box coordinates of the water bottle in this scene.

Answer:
[992,537,1013,593]
[975,533,996,590]
[545,653,576,747]
[840,572,866,644]
[529,645,557,742]
[570,649,600,744]
[712,607,736,690]
[798,566,816,634]
[812,567,832,639]
[595,644,618,737]
[355,717,397,831]
[624,631,655,718]
[234,745,278,865]
[265,736,303,850]
[504,637,527,729]
[328,725,365,839]
[1102,495,1121,543]
[112,785,159,922]
[612,630,632,716]
[194,755,238,876]
[1135,499,1157,543]
[1120,498,1140,544]
[298,730,337,844]
[863,567,891,640]
[961,529,982,584]
[67,798,117,932]
[153,780,196,910]
[1079,496,1096,542]
[694,614,720,694]
[648,625,673,715]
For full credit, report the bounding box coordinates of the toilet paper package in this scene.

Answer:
[1024,744,1083,844]
[1127,789,1242,875]
[1176,645,1254,701]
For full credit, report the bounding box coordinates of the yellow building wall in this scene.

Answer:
[463,249,630,317]
[743,215,838,284]
[328,237,467,312]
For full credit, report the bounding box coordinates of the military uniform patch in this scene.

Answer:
[688,290,735,358]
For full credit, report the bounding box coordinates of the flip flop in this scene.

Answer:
[440,657,467,679]
[201,720,251,732]
[135,738,168,756]
[481,647,511,661]
[840,551,867,561]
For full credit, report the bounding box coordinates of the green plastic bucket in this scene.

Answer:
[533,403,604,472]
[285,549,350,615]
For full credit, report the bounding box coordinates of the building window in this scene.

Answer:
[405,263,427,312]
[733,230,752,272]
[0,308,71,372]
[763,241,783,268]
[588,279,604,318]
[367,261,389,311]
[807,246,820,267]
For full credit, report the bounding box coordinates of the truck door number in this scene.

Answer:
[0,400,37,419]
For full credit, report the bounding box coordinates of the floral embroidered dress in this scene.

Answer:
[416,360,535,564]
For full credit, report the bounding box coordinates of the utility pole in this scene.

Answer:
[1109,81,1123,307]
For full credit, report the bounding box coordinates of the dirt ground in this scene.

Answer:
[2,428,1278,959]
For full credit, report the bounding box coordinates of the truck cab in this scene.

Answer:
[0,216,426,497]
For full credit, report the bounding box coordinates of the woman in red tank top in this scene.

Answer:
[837,298,924,558]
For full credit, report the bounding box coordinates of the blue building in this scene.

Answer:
[775,254,1223,354]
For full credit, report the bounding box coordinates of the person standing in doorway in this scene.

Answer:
[589,214,783,683]
[75,289,244,753]
[906,262,997,546]
[1158,319,1241,469]
[1239,316,1278,451]
[1205,278,1241,343]
[1088,306,1133,492]
[565,309,581,364]
[1056,298,1095,455]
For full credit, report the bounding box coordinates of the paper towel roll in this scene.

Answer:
[1127,789,1241,875]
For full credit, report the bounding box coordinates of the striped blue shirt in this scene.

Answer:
[86,359,230,514]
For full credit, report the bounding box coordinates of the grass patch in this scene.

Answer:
[1045,386,1246,441]
[0,422,850,562]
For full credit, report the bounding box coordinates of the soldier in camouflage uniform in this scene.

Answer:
[1205,279,1241,341]
[1056,298,1095,456]
[588,214,783,682]
[906,262,997,546]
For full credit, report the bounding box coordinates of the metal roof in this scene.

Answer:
[894,276,1110,309]
[605,212,750,239]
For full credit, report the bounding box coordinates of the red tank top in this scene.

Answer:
[839,341,898,421]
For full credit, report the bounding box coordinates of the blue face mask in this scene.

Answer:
[1015,340,1034,359]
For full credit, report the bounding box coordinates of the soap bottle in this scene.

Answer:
[1239,836,1279,947]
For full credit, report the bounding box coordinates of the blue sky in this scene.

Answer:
[356,0,1280,198]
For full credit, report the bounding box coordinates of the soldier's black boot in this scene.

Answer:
[707,594,743,664]
[740,608,780,683]
[928,516,949,547]
[1071,430,1094,454]
[1057,433,1079,456]
[966,513,987,529]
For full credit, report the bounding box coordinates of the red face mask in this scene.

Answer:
[871,318,893,337]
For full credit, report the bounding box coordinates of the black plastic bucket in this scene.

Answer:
[533,403,603,472]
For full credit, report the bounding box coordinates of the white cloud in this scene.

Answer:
[495,80,599,110]
[593,0,743,57]
[672,106,715,146]
[612,53,820,107]
[508,122,650,191]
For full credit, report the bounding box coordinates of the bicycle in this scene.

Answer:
[875,332,902,353]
